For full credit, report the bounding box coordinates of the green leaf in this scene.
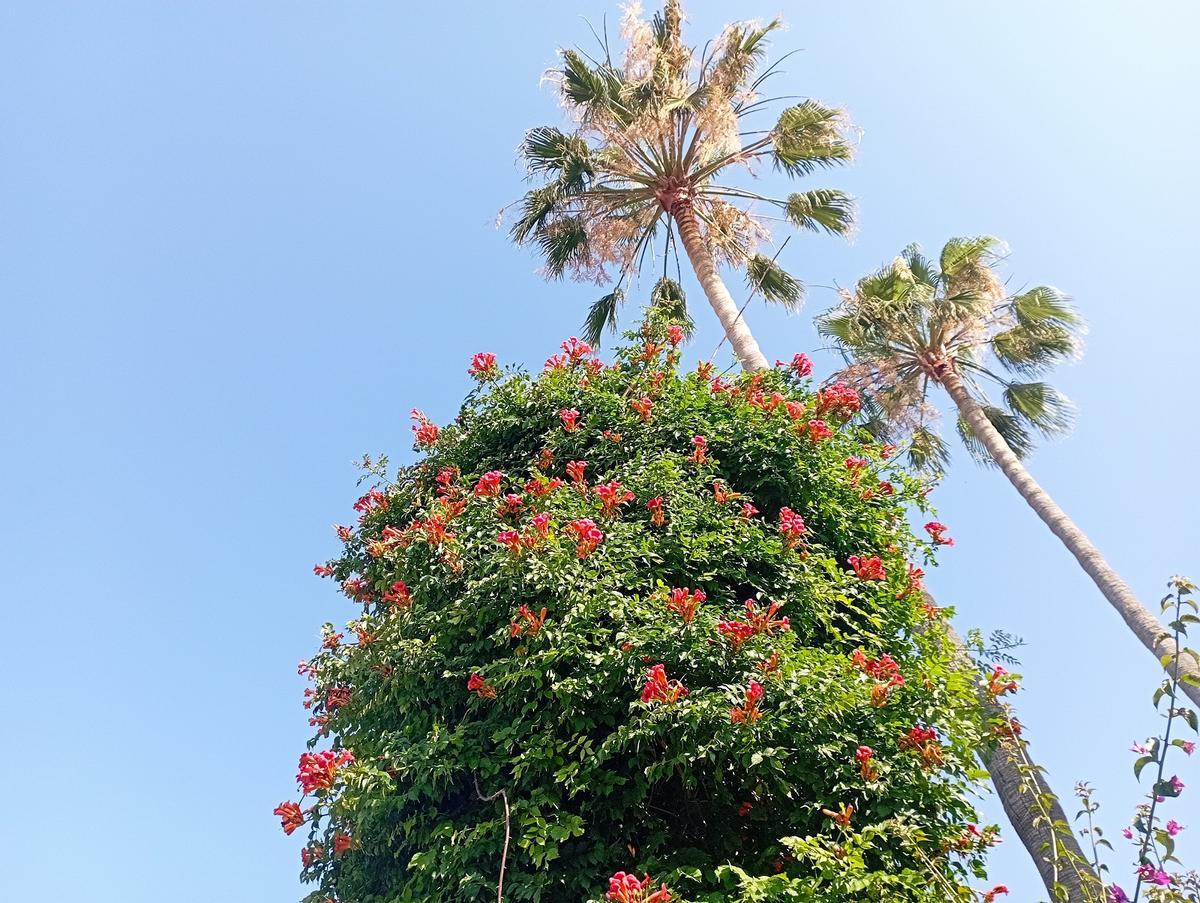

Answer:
[783,189,855,236]
[582,289,624,346]
[772,101,853,176]
[746,254,804,309]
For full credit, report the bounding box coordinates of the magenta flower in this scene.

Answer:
[1166,819,1184,836]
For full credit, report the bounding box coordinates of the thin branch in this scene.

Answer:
[474,775,512,903]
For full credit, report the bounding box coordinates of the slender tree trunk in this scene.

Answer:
[671,201,770,371]
[940,368,1200,707]
[685,247,1098,896]
[944,625,1103,901]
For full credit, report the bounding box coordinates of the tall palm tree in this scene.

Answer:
[509,0,854,363]
[818,237,1200,705]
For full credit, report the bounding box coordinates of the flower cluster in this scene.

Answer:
[924,521,954,546]
[777,506,807,548]
[849,554,887,581]
[631,395,654,421]
[856,745,878,782]
[468,351,497,377]
[646,495,665,526]
[274,801,306,835]
[594,479,635,516]
[690,435,708,464]
[474,470,504,497]
[605,872,672,903]
[511,604,548,638]
[718,599,789,649]
[665,587,705,624]
[852,649,906,707]
[410,409,439,448]
[296,749,354,794]
[467,672,497,699]
[565,517,604,558]
[899,725,944,769]
[641,664,688,706]
[815,381,861,419]
[730,680,765,724]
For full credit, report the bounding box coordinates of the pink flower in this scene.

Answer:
[468,352,497,376]
[641,664,687,706]
[560,408,581,431]
[1137,864,1172,886]
[1107,886,1128,903]
[631,396,654,421]
[740,501,759,519]
[474,470,504,497]
[667,324,684,345]
[690,435,708,465]
[497,530,523,554]
[296,749,354,794]
[924,521,954,546]
[594,480,635,516]
[849,555,887,581]
[1171,774,1186,795]
[815,381,860,419]
[565,518,604,558]
[1131,742,1149,755]
[805,419,833,441]
[1121,827,1133,839]
[777,506,807,548]
[788,353,813,378]
[1183,741,1195,755]
[1167,819,1184,836]
[561,336,593,363]
[605,872,672,903]
[410,409,440,447]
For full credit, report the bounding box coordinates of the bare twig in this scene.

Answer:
[474,775,512,903]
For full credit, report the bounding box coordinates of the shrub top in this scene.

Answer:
[285,309,992,902]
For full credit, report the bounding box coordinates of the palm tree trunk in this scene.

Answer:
[944,625,1103,901]
[681,243,1098,896]
[940,368,1200,707]
[671,200,770,371]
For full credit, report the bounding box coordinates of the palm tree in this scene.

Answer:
[509,0,854,362]
[818,237,1200,705]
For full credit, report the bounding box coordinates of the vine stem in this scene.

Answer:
[1132,593,1184,902]
[475,775,512,903]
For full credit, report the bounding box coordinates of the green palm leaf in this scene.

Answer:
[746,254,803,309]
[957,405,1035,464]
[783,189,855,235]
[1003,381,1075,436]
[583,288,625,346]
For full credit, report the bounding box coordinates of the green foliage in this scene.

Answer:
[293,310,993,902]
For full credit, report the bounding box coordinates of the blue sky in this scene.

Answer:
[1,1,1197,899]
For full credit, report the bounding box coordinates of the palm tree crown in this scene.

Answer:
[510,0,856,347]
[819,236,1084,470]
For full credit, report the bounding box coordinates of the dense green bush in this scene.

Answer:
[284,309,995,902]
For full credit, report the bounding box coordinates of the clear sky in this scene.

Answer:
[1,1,1197,900]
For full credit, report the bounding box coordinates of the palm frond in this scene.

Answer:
[908,424,951,474]
[510,185,564,245]
[1003,381,1075,437]
[1011,286,1083,330]
[537,217,591,278]
[783,189,855,235]
[899,243,940,289]
[991,324,1079,375]
[520,126,595,189]
[746,254,804,309]
[650,276,694,336]
[939,236,1003,280]
[583,288,625,346]
[772,101,853,176]
[957,404,1036,464]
